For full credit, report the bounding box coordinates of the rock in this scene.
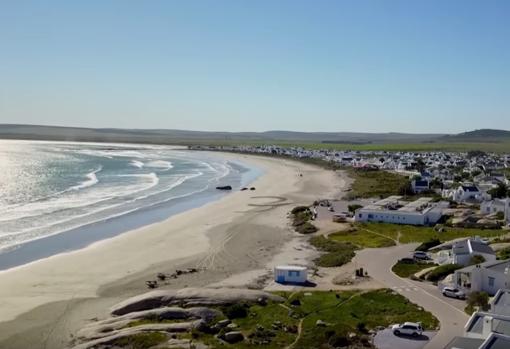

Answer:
[217,319,231,328]
[216,185,232,190]
[316,319,327,327]
[290,299,301,306]
[226,323,238,329]
[257,297,267,306]
[250,187,256,190]
[241,187,248,191]
[224,331,244,343]
[111,287,285,316]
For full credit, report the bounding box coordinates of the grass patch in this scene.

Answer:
[346,168,411,199]
[192,290,438,349]
[329,228,396,248]
[290,206,318,235]
[310,235,358,267]
[425,264,462,282]
[497,246,510,260]
[112,332,168,349]
[392,260,437,278]
[356,222,505,244]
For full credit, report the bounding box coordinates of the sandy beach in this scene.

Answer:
[0,153,348,349]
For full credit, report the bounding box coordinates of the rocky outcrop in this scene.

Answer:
[111,287,284,316]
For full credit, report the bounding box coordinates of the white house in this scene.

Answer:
[454,260,510,296]
[481,199,510,222]
[355,196,446,226]
[443,289,510,349]
[443,184,487,203]
[451,239,496,266]
[490,289,510,316]
[274,265,308,284]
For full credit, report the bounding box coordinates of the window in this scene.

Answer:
[488,277,495,287]
[288,270,300,277]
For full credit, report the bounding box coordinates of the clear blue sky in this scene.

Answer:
[0,1,509,133]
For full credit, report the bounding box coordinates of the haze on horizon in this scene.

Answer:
[1,1,509,134]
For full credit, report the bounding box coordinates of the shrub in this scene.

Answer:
[223,303,248,319]
[291,206,310,215]
[415,239,441,252]
[496,211,505,220]
[497,247,510,260]
[469,255,486,265]
[296,222,318,234]
[348,204,363,213]
[426,264,462,282]
[310,235,357,267]
[466,291,490,314]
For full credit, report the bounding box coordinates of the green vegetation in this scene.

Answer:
[470,255,486,265]
[346,168,411,199]
[112,332,168,349]
[425,264,462,282]
[465,291,490,314]
[392,260,437,278]
[310,235,358,267]
[296,222,319,234]
[488,183,509,199]
[348,204,363,213]
[354,222,504,245]
[415,238,441,252]
[223,303,249,319]
[496,246,510,260]
[118,290,439,349]
[329,227,396,248]
[291,206,318,235]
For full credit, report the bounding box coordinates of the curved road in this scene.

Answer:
[355,244,469,349]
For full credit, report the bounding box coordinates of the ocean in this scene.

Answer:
[0,140,259,269]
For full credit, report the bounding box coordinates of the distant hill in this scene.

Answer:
[0,124,445,145]
[441,129,510,143]
[0,124,508,146]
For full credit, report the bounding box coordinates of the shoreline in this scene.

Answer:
[0,153,348,349]
[0,153,262,271]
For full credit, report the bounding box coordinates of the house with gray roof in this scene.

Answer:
[490,289,510,316]
[454,260,510,296]
[445,333,510,349]
[452,239,496,266]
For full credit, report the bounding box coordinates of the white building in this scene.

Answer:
[274,265,308,284]
[443,184,487,203]
[354,196,447,226]
[444,286,510,349]
[481,199,510,222]
[454,260,510,296]
[451,239,496,266]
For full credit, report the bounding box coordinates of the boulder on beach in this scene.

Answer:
[224,331,244,343]
[111,287,285,316]
[216,185,232,190]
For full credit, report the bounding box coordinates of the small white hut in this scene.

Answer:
[274,265,308,284]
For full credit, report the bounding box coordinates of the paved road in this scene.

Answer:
[374,329,436,349]
[355,244,469,349]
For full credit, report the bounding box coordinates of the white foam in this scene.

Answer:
[69,166,102,191]
[145,160,173,170]
[130,160,144,169]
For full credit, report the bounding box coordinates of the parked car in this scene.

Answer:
[413,251,431,260]
[392,322,423,337]
[442,286,466,299]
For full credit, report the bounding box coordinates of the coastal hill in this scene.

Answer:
[0,124,509,149]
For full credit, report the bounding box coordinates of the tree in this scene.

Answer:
[467,291,489,312]
[488,183,509,199]
[469,255,486,265]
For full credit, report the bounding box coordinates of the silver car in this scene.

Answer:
[442,286,466,299]
[392,322,423,337]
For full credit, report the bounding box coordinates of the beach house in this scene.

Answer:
[354,196,446,226]
[454,260,510,296]
[274,265,308,284]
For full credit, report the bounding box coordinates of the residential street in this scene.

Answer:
[355,244,470,349]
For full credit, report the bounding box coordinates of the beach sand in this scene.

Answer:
[0,153,348,349]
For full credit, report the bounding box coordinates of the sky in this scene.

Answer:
[0,1,509,133]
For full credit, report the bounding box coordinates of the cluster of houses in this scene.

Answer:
[191,144,510,226]
[445,288,510,349]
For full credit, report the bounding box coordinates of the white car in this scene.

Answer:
[442,286,466,299]
[392,322,423,337]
